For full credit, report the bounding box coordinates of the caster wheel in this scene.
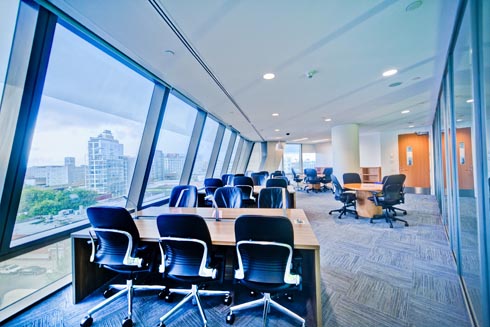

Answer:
[80,316,93,327]
[103,288,115,298]
[164,292,173,302]
[122,317,133,327]
[405,223,409,227]
[389,225,393,228]
[226,313,235,325]
[158,289,169,299]
[370,220,374,224]
[223,294,232,305]
[403,212,407,216]
[157,323,166,327]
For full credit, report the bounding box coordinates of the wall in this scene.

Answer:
[314,142,332,166]
[262,141,283,172]
[359,133,381,167]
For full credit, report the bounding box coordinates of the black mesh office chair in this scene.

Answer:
[233,176,256,207]
[226,215,305,326]
[204,178,224,207]
[303,168,322,193]
[222,174,235,186]
[258,187,291,209]
[320,167,333,193]
[270,170,285,178]
[214,186,243,208]
[343,172,362,184]
[156,214,231,327]
[251,172,268,186]
[369,174,409,228]
[168,185,197,207]
[291,168,304,190]
[81,206,164,327]
[381,175,408,216]
[266,177,288,188]
[329,175,358,219]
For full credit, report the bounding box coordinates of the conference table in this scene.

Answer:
[71,206,321,326]
[343,183,383,218]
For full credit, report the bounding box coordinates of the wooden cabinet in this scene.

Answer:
[361,167,381,183]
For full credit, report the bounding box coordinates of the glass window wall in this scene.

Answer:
[213,129,231,178]
[246,142,261,173]
[189,116,219,187]
[0,0,19,105]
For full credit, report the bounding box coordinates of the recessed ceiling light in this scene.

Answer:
[466,99,474,103]
[274,129,280,132]
[401,110,410,114]
[382,69,398,77]
[408,125,415,128]
[406,0,423,12]
[389,82,402,87]
[272,113,279,116]
[163,49,175,56]
[324,118,332,122]
[263,73,275,80]
[456,118,463,122]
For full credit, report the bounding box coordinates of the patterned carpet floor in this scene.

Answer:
[4,191,471,326]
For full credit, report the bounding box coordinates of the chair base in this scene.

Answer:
[81,279,165,327]
[226,292,305,327]
[329,205,358,219]
[158,284,230,327]
[389,206,407,215]
[370,209,409,228]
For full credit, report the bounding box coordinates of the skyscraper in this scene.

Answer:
[86,130,128,197]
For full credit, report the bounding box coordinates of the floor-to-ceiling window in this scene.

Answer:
[143,93,197,203]
[0,0,19,105]
[284,143,301,177]
[189,117,219,187]
[246,142,262,172]
[213,129,231,178]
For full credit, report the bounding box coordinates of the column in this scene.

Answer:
[332,124,360,181]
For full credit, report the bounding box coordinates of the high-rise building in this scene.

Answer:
[86,130,128,196]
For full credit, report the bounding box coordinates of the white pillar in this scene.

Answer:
[332,124,360,181]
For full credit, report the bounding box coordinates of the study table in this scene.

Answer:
[71,207,321,326]
[343,183,383,218]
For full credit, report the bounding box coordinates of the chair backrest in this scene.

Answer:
[343,172,361,184]
[214,186,243,208]
[322,167,333,182]
[233,176,255,200]
[258,187,290,208]
[331,175,344,199]
[266,177,288,188]
[380,174,406,204]
[304,168,317,178]
[270,170,285,178]
[169,185,198,207]
[234,215,298,285]
[222,174,234,186]
[156,214,214,278]
[86,206,141,267]
[251,172,268,186]
[204,178,223,196]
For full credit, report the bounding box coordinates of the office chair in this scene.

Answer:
[270,170,285,178]
[156,214,231,327]
[266,177,288,188]
[303,168,322,193]
[81,206,164,327]
[320,167,333,193]
[168,185,197,207]
[226,215,305,327]
[291,168,304,190]
[328,175,358,219]
[258,187,291,209]
[369,174,409,228]
[343,172,362,184]
[233,176,256,207]
[214,186,243,208]
[381,175,408,216]
[250,172,268,186]
[222,173,235,186]
[204,178,224,207]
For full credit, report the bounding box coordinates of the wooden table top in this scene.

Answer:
[344,183,383,192]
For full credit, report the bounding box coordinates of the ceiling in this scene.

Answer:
[47,0,460,143]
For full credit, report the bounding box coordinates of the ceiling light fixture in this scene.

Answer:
[263,73,275,80]
[312,138,330,143]
[382,69,398,77]
[389,82,402,87]
[466,99,474,103]
[408,125,415,128]
[406,0,423,11]
[274,129,280,132]
[163,49,175,56]
[456,118,463,122]
[272,113,279,116]
[324,118,332,122]
[401,110,410,114]
[291,137,309,142]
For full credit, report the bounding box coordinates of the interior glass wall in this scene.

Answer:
[213,129,231,178]
[0,0,19,105]
[143,93,197,203]
[189,117,219,187]
[13,23,154,245]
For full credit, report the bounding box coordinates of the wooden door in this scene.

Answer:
[398,133,430,188]
[456,127,474,190]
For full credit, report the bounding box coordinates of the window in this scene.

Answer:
[284,144,301,177]
[189,117,219,187]
[13,23,154,245]
[213,129,231,177]
[247,142,262,172]
[143,93,197,203]
[227,136,240,173]
[0,0,19,105]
